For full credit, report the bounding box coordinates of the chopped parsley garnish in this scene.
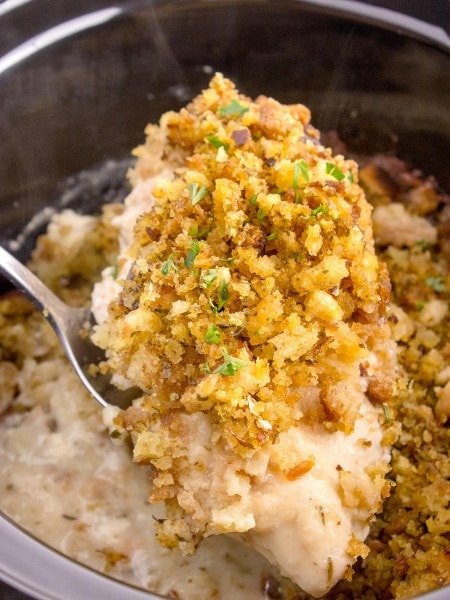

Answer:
[184,240,200,269]
[188,224,198,237]
[248,193,258,206]
[257,208,267,221]
[161,253,178,275]
[205,324,221,344]
[218,257,235,264]
[310,204,329,217]
[266,232,278,241]
[212,346,247,376]
[415,301,425,311]
[382,404,391,424]
[293,159,310,187]
[218,281,230,310]
[188,224,211,240]
[205,135,229,150]
[347,172,355,183]
[325,162,345,181]
[209,280,229,314]
[200,269,217,289]
[425,276,445,293]
[416,240,433,250]
[218,99,249,118]
[189,183,208,205]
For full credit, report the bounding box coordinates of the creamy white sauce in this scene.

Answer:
[0,355,279,600]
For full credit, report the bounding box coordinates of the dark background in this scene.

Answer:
[0,0,448,599]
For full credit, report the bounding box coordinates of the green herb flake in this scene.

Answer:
[161,253,178,275]
[209,280,230,314]
[218,99,249,118]
[347,172,355,183]
[257,208,267,221]
[212,346,247,376]
[266,232,278,241]
[200,269,217,289]
[188,224,198,237]
[425,276,445,293]
[416,240,433,251]
[198,227,212,240]
[325,162,345,181]
[310,204,329,217]
[415,301,425,311]
[184,240,200,269]
[248,193,259,206]
[205,135,229,150]
[217,280,230,311]
[218,257,235,264]
[382,404,391,424]
[189,183,208,206]
[205,324,221,344]
[293,160,310,188]
[189,224,211,240]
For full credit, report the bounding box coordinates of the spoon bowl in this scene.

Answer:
[0,245,138,409]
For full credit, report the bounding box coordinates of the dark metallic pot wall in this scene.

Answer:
[0,0,448,261]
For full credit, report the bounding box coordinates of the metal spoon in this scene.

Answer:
[0,245,139,409]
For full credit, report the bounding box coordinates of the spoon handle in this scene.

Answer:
[0,245,69,322]
[0,245,106,406]
[0,245,139,408]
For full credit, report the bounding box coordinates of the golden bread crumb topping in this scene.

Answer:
[94,74,396,456]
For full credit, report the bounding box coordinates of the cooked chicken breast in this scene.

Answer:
[92,74,398,597]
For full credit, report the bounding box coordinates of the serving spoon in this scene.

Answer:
[0,245,139,409]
